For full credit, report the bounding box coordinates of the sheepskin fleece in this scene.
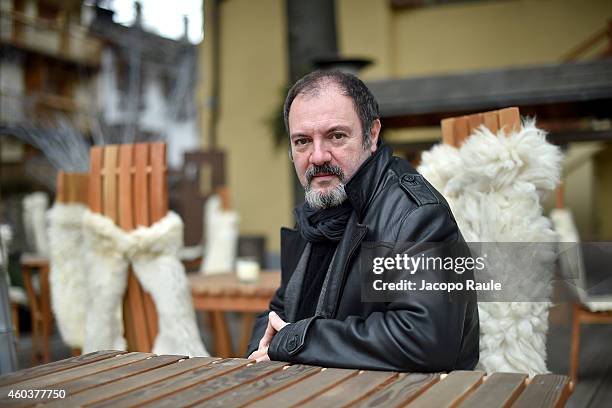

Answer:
[550,208,612,312]
[418,120,562,375]
[82,211,130,353]
[201,195,239,274]
[82,210,208,357]
[1,224,28,306]
[1,224,12,272]
[23,192,49,255]
[48,203,88,348]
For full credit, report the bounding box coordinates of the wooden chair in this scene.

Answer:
[19,253,49,364]
[56,171,89,205]
[22,171,89,364]
[10,303,18,339]
[441,107,520,147]
[88,142,168,352]
[571,305,612,382]
[555,189,612,383]
[439,107,560,379]
[20,191,51,361]
[56,171,89,358]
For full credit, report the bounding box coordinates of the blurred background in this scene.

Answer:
[1,0,611,405]
[1,0,612,262]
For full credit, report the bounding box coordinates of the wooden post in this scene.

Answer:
[570,304,581,383]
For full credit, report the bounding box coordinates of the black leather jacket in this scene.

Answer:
[247,143,479,372]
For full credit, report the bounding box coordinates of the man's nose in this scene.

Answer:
[310,139,332,165]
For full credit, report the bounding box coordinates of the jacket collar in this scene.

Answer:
[281,212,368,320]
[344,141,393,219]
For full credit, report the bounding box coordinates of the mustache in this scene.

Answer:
[305,163,345,184]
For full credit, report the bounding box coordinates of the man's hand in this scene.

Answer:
[248,311,288,362]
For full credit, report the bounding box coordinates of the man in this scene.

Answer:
[247,70,479,371]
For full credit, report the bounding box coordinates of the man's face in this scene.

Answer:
[288,84,380,208]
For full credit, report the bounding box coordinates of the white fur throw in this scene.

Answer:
[81,210,209,357]
[48,203,88,349]
[419,120,562,375]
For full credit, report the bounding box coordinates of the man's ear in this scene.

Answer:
[369,119,382,153]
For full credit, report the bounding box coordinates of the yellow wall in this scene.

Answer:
[336,0,392,80]
[392,0,612,77]
[215,0,291,252]
[595,146,612,240]
[563,147,596,239]
[338,0,612,78]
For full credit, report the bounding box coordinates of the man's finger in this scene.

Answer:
[259,318,276,349]
[255,346,270,362]
[256,354,270,362]
[269,311,289,331]
[248,347,267,360]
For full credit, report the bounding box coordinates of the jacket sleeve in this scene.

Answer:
[245,283,287,357]
[267,203,479,372]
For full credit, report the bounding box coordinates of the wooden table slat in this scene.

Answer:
[511,374,572,408]
[142,360,287,408]
[299,370,398,408]
[457,372,527,408]
[0,351,126,387]
[0,352,152,396]
[194,364,320,407]
[90,358,259,408]
[352,373,440,408]
[42,356,219,408]
[249,367,358,408]
[408,370,485,408]
[46,355,186,396]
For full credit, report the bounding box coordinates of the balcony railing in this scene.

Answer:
[0,89,96,134]
[0,10,102,67]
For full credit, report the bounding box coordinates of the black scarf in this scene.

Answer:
[295,201,352,243]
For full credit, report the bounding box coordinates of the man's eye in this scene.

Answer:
[332,133,345,140]
[295,138,309,146]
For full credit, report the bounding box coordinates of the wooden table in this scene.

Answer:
[20,253,52,365]
[0,350,573,407]
[17,262,278,361]
[189,271,280,358]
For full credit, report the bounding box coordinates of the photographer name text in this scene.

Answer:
[372,279,502,292]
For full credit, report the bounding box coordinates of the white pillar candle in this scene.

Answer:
[236,259,260,283]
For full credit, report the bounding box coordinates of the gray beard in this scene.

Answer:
[304,182,348,209]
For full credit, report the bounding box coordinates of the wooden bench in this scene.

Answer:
[0,351,573,407]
